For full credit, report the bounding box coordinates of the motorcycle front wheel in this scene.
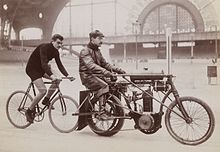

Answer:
[165,96,215,145]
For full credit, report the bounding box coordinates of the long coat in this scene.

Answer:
[79,42,121,87]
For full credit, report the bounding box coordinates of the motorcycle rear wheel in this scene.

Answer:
[87,94,124,136]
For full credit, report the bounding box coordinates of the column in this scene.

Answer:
[166,27,172,74]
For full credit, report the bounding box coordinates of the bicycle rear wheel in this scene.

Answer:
[49,95,78,133]
[6,90,33,129]
[165,96,215,145]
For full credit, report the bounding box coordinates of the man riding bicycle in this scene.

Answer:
[79,30,126,110]
[25,34,74,123]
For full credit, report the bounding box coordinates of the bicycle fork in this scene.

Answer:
[58,95,67,115]
[170,82,192,123]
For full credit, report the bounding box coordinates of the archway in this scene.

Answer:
[20,28,43,40]
[137,0,205,34]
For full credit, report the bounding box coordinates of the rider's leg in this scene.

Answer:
[42,82,60,105]
[46,82,60,98]
[26,78,47,123]
[83,76,109,110]
[29,78,47,110]
[94,81,109,111]
[96,84,109,107]
[42,73,60,105]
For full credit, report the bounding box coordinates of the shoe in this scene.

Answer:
[25,108,34,123]
[32,107,36,117]
[42,97,54,110]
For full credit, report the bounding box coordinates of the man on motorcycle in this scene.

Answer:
[79,30,126,109]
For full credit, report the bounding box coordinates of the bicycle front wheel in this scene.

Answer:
[48,95,79,133]
[6,90,33,129]
[165,96,215,145]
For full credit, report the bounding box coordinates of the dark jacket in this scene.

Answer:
[26,43,68,77]
[79,42,122,85]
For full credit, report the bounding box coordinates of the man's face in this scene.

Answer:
[52,39,63,50]
[92,36,104,47]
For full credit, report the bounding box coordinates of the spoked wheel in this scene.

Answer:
[6,90,33,129]
[165,96,215,145]
[87,94,124,136]
[49,95,79,133]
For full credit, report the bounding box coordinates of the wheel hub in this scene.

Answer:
[138,114,155,130]
[186,117,193,124]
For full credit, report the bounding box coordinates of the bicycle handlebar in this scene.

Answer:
[93,73,174,77]
[44,76,75,84]
[56,76,75,82]
[61,76,75,80]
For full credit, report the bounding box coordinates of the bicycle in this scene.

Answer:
[6,77,78,133]
[49,73,215,145]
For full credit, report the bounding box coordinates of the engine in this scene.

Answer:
[138,114,155,130]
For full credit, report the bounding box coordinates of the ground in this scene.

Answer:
[0,58,220,152]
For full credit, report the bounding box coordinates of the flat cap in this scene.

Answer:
[89,30,104,38]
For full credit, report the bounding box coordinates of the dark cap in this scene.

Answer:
[89,30,104,39]
[52,34,64,41]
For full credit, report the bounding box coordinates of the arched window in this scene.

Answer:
[20,28,42,40]
[143,4,194,34]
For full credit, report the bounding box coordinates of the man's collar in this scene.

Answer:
[87,42,99,51]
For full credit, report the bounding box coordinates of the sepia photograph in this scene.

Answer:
[0,0,220,152]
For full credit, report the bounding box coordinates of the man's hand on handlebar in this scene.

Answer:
[105,71,115,77]
[49,75,75,84]
[61,76,76,82]
[50,74,59,81]
[104,71,117,82]
[68,76,75,82]
[117,69,126,74]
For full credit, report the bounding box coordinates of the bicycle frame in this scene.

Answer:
[73,91,99,117]
[19,81,63,116]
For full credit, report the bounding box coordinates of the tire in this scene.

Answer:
[165,96,215,145]
[48,95,79,133]
[6,90,33,129]
[87,94,124,136]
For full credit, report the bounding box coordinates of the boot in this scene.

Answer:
[98,95,106,112]
[25,108,34,123]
